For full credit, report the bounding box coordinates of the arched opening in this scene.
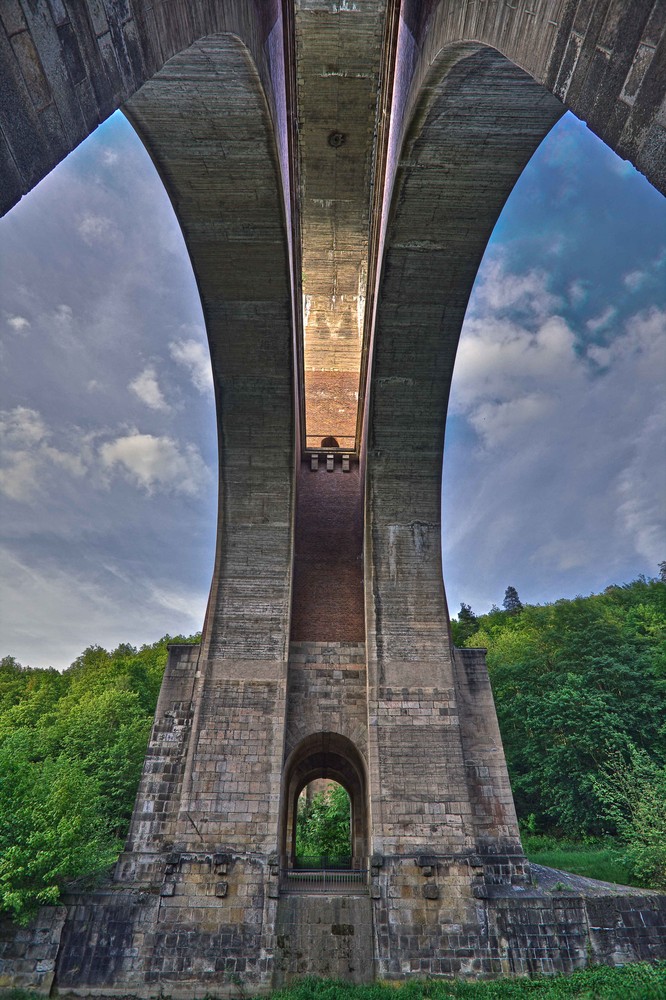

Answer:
[281,733,368,871]
[442,107,666,616]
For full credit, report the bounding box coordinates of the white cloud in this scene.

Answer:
[623,269,646,292]
[444,258,666,612]
[588,306,666,371]
[468,393,556,448]
[100,431,210,496]
[0,406,85,502]
[586,305,617,332]
[451,313,577,416]
[615,398,666,564]
[77,211,120,247]
[7,315,30,332]
[0,546,207,669]
[129,366,170,411]
[169,337,213,394]
[149,584,207,618]
[469,257,561,319]
[0,406,47,447]
[568,280,587,306]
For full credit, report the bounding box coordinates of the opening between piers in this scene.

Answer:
[279,732,369,893]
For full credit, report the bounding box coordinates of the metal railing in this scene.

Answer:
[281,858,368,894]
[293,854,353,870]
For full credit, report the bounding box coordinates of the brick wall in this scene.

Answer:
[290,462,365,642]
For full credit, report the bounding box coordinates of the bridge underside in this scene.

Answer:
[1,0,666,993]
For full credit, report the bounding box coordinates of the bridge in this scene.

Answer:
[1,0,665,993]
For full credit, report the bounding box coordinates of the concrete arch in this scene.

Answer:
[366,44,564,665]
[364,20,663,852]
[280,732,369,866]
[123,35,294,661]
[388,0,666,201]
[1,15,296,661]
[0,1,293,218]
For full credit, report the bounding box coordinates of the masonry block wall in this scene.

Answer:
[286,643,367,758]
[0,906,65,995]
[453,648,524,856]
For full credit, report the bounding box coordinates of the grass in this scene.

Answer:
[522,836,637,887]
[264,965,666,999]
[262,964,666,998]
[3,965,666,999]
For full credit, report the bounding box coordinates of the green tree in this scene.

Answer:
[475,578,666,837]
[503,585,523,614]
[295,783,351,860]
[451,603,479,645]
[0,737,119,922]
[0,632,200,921]
[597,748,666,889]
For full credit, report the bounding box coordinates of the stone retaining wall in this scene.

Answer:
[1,880,665,995]
[0,905,65,994]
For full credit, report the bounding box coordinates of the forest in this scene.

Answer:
[0,575,664,924]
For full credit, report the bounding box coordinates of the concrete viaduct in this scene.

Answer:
[1,0,666,993]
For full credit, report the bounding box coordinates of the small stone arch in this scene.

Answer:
[280,732,369,868]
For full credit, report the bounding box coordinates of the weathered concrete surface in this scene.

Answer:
[0,1,293,217]
[364,48,563,864]
[296,0,388,449]
[274,895,374,985]
[125,34,294,666]
[0,906,65,994]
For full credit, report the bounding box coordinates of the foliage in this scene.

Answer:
[595,748,666,890]
[0,633,199,921]
[451,603,479,645]
[452,577,666,842]
[295,782,351,859]
[522,835,634,886]
[258,962,666,998]
[0,743,119,922]
[502,586,523,615]
[4,966,666,1000]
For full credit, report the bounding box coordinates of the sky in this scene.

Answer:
[0,109,664,668]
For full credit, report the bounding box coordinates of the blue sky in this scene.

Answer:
[1,110,664,667]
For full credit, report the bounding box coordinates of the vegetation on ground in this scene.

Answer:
[0,634,199,922]
[259,963,666,998]
[452,575,666,891]
[3,963,666,998]
[521,836,634,885]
